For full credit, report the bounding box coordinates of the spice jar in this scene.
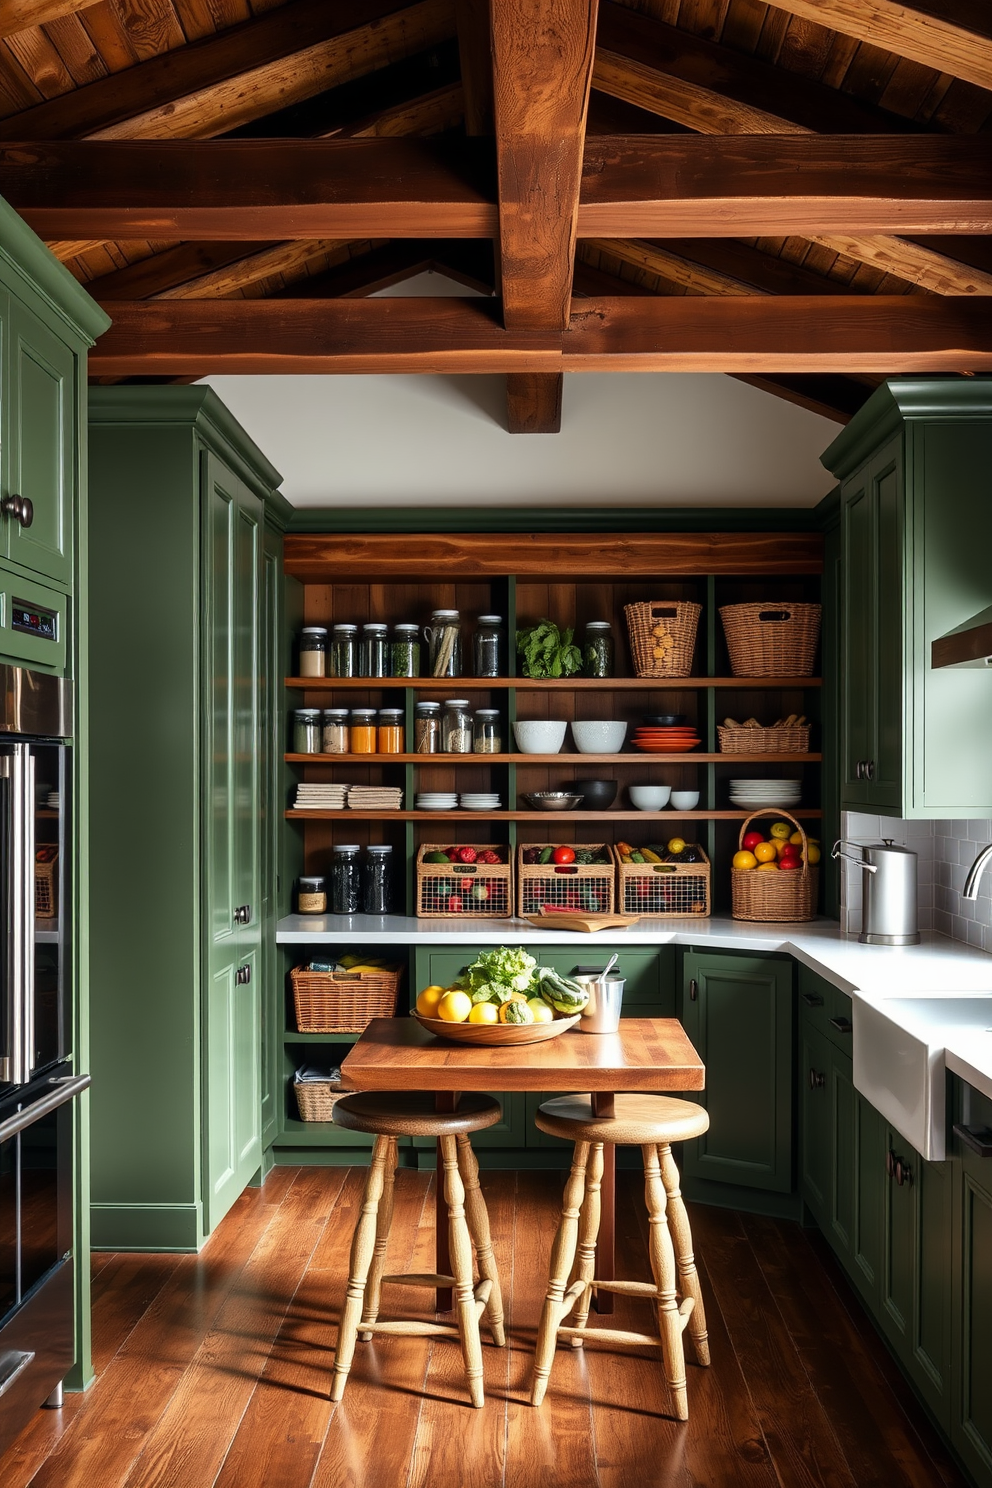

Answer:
[329,623,356,678]
[415,701,441,754]
[363,844,395,914]
[425,609,462,678]
[378,707,405,754]
[293,708,322,754]
[350,708,377,754]
[473,615,503,677]
[297,875,327,914]
[583,620,615,678]
[321,708,350,755]
[360,622,389,678]
[299,626,327,678]
[442,698,472,754]
[330,846,361,914]
[473,708,502,754]
[392,623,421,677]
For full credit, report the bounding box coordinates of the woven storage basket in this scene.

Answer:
[34,845,58,919]
[294,1073,351,1122]
[616,844,711,918]
[717,724,811,754]
[719,602,821,677]
[290,964,403,1033]
[731,810,818,923]
[624,600,702,678]
[518,845,615,918]
[416,844,512,918]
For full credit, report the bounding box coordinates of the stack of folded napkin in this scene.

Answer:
[347,785,404,810]
[294,783,349,810]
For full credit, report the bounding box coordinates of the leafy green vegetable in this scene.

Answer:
[459,946,538,1005]
[516,620,583,680]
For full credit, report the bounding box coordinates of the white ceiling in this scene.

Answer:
[201,270,838,510]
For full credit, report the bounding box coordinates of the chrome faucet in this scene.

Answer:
[963,842,992,900]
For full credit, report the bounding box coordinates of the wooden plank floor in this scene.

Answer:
[3,1168,969,1488]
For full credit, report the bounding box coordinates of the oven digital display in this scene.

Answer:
[11,601,58,643]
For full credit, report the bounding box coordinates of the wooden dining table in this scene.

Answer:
[341,1016,705,1312]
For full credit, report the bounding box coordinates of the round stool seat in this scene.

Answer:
[535,1093,709,1146]
[332,1090,503,1137]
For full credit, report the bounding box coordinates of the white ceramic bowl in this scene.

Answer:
[570,720,628,755]
[628,785,671,811]
[513,719,568,754]
[670,790,700,811]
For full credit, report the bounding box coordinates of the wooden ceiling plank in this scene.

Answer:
[0,0,100,41]
[456,0,494,135]
[89,239,280,299]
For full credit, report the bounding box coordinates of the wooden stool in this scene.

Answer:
[529,1093,710,1421]
[330,1091,506,1409]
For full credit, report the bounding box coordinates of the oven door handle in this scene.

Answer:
[0,745,34,1086]
[0,1073,90,1143]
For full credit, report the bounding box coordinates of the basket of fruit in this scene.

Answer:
[719,602,821,678]
[731,812,820,922]
[416,844,512,917]
[291,955,404,1034]
[517,843,615,918]
[717,714,811,754]
[624,600,702,678]
[615,838,711,917]
[412,948,589,1045]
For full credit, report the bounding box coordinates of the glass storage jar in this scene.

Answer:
[442,698,472,754]
[473,708,502,754]
[330,846,361,914]
[299,626,327,678]
[329,623,357,678]
[583,620,614,678]
[473,615,503,677]
[350,708,377,753]
[363,844,395,914]
[377,708,405,754]
[321,708,350,754]
[391,623,421,677]
[297,875,327,914]
[293,708,322,754]
[425,609,462,678]
[415,701,441,754]
[360,622,389,678]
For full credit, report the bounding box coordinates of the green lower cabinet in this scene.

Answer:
[799,1021,833,1223]
[850,1093,886,1304]
[414,945,673,1014]
[952,1097,992,1487]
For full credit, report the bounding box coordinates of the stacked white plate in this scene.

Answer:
[729,778,802,808]
[459,793,502,811]
[295,783,349,810]
[416,792,459,811]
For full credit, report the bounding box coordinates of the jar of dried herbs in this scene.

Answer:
[425,610,462,678]
[415,701,441,753]
[293,708,322,754]
[583,620,614,678]
[442,699,472,754]
[391,623,421,677]
[473,615,503,677]
[299,627,327,678]
[329,623,356,677]
[360,623,389,678]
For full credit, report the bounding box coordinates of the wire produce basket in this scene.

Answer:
[416,845,513,918]
[517,845,615,918]
[616,845,711,917]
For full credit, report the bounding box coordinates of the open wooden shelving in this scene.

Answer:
[286,751,822,765]
[286,808,823,821]
[286,675,823,690]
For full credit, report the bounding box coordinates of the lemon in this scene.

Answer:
[769,822,792,840]
[757,861,780,871]
[667,837,686,855]
[416,985,447,1018]
[753,841,777,863]
[468,1001,499,1024]
[732,850,757,870]
[806,843,821,864]
[437,990,472,1023]
[527,998,554,1023]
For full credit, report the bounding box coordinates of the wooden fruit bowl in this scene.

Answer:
[411,1011,581,1046]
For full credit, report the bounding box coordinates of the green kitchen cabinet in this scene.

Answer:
[679,951,794,1193]
[87,388,283,1250]
[823,378,992,817]
[951,1083,992,1488]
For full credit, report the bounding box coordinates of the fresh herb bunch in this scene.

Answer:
[515,620,583,679]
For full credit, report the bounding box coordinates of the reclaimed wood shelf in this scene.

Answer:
[285,809,824,821]
[286,676,822,690]
[285,751,822,765]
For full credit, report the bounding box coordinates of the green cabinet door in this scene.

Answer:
[954,1142,992,1486]
[912,1152,954,1428]
[680,952,794,1193]
[800,1020,832,1224]
[259,527,282,1152]
[840,467,873,806]
[879,1124,917,1358]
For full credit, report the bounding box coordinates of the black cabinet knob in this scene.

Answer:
[809,1068,825,1089]
[689,978,698,1002]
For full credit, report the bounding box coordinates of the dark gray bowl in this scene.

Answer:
[571,779,618,810]
[643,713,686,727]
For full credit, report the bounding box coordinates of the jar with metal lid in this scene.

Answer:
[473,615,503,677]
[583,620,614,678]
[321,708,350,755]
[330,846,361,914]
[350,708,377,753]
[415,701,441,754]
[425,609,462,678]
[473,708,502,754]
[360,622,389,678]
[329,623,357,678]
[363,845,395,914]
[299,626,327,678]
[442,698,472,754]
[297,875,327,914]
[378,707,405,754]
[293,708,322,754]
[391,623,421,677]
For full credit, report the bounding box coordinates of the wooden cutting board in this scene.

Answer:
[524,912,641,933]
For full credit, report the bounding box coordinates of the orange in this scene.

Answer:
[732,850,757,871]
[757,861,780,871]
[415,985,446,1017]
[753,841,777,863]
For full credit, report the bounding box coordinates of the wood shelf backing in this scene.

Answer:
[285,751,822,764]
[285,808,824,821]
[286,675,823,690]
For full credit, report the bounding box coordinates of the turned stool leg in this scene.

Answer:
[331,1136,391,1402]
[530,1140,591,1406]
[360,1137,397,1341]
[570,1141,604,1347]
[441,1134,486,1409]
[658,1143,709,1366]
[456,1133,505,1347]
[643,1143,688,1422]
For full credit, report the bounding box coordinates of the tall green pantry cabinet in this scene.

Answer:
[88,389,288,1250]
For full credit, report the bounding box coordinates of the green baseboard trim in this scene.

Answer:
[90,1202,204,1252]
[682,1177,803,1221]
[249,1147,277,1186]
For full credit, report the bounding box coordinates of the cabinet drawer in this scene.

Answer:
[798,965,853,1053]
[0,567,66,673]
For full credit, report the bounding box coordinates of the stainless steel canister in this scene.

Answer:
[573,974,626,1033]
[832,838,920,946]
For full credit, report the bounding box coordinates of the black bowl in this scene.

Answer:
[643,713,686,727]
[571,779,618,810]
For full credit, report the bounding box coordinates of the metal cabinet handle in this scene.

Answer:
[809,1068,825,1089]
[802,991,824,1008]
[855,760,864,780]
[865,759,875,781]
[894,1157,912,1187]
[1,494,33,529]
[234,904,251,925]
[235,964,251,986]
[886,1148,896,1179]
[953,1123,992,1158]
[689,978,698,1002]
[829,1016,853,1034]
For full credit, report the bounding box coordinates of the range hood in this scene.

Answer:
[932,606,992,669]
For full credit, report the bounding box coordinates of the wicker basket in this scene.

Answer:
[624,600,702,678]
[719,602,821,677]
[731,810,818,923]
[517,845,615,918]
[616,844,710,918]
[416,844,512,918]
[717,724,811,754]
[294,1072,351,1122]
[290,963,403,1033]
[35,845,58,919]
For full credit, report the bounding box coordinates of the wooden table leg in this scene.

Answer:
[591,1092,616,1315]
[434,1093,459,1312]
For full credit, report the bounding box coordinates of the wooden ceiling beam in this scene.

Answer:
[0,0,98,38]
